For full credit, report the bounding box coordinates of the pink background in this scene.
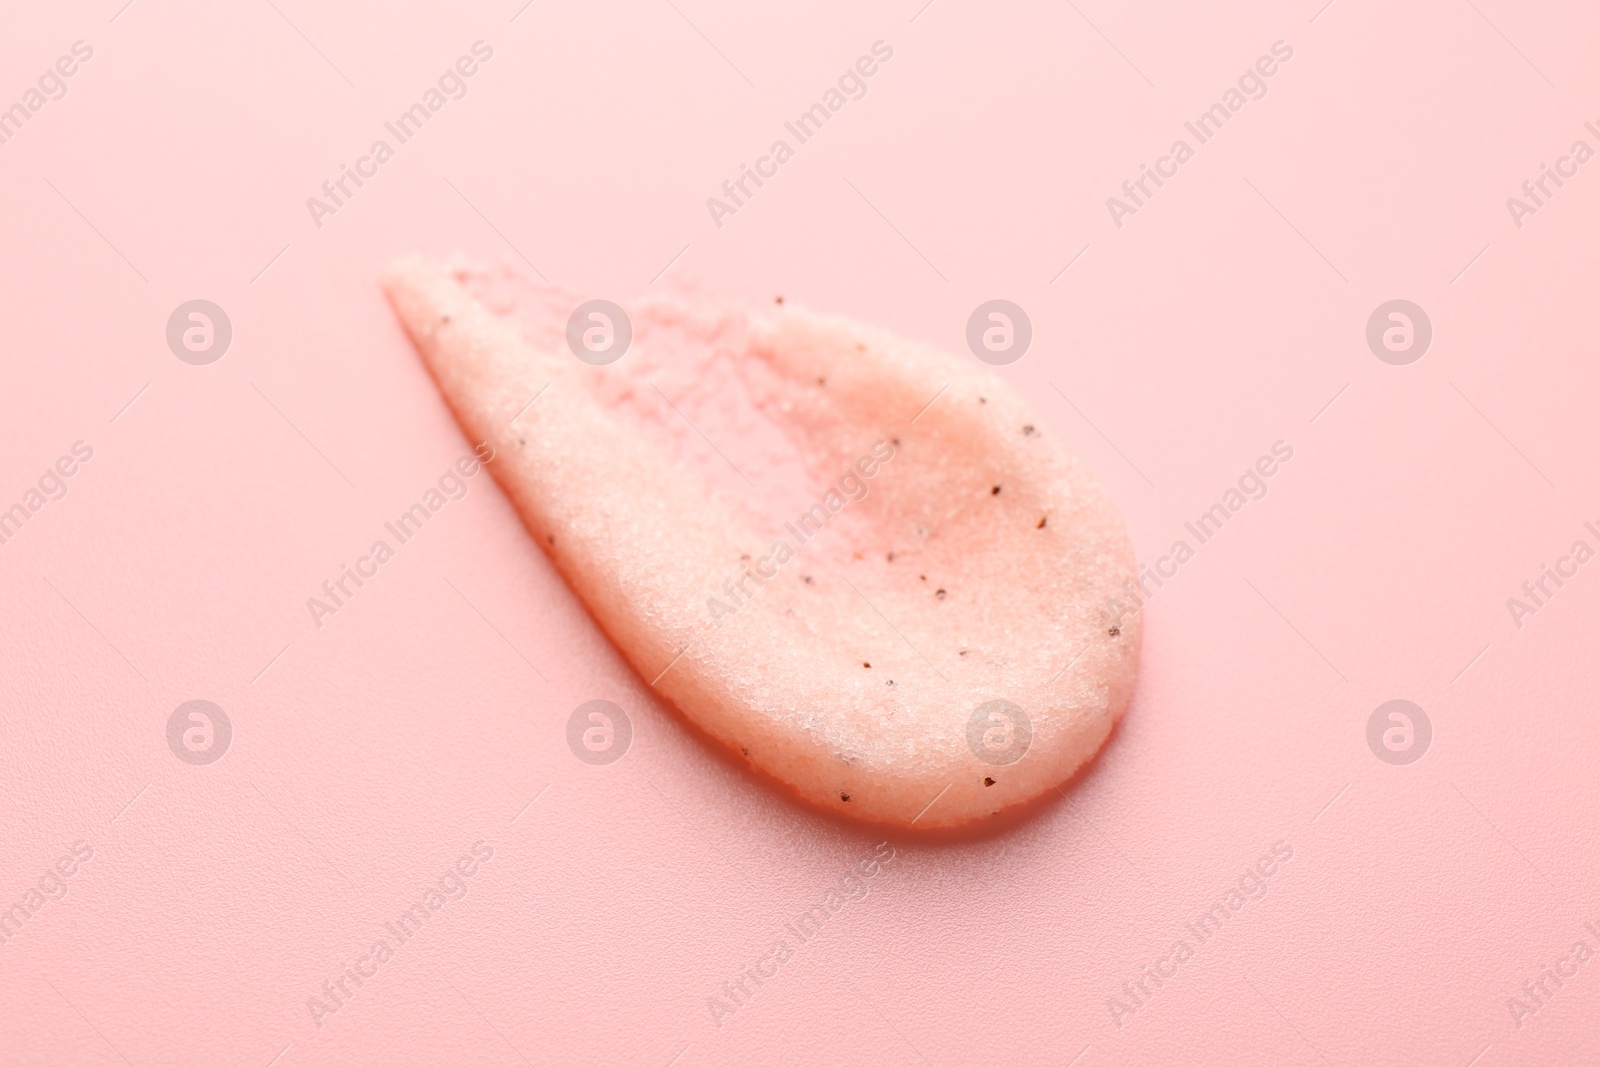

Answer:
[3,0,1599,1063]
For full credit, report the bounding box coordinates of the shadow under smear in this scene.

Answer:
[619,652,1133,856]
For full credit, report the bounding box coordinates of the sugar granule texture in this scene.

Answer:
[384,257,1140,830]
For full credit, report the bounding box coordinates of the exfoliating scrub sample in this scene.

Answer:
[384,257,1140,830]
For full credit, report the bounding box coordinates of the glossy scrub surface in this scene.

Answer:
[384,257,1140,830]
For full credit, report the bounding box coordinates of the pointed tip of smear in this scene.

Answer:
[380,253,445,298]
[380,254,479,353]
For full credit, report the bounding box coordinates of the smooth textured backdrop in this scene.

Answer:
[2,1,1598,1064]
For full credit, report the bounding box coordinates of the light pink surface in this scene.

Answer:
[2,1,1598,1064]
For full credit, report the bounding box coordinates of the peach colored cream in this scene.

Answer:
[384,256,1140,829]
